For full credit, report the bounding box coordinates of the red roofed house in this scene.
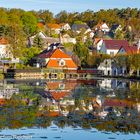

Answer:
[117,45,139,55]
[100,40,129,56]
[38,48,78,70]
[46,23,61,34]
[117,40,140,55]
[0,38,12,59]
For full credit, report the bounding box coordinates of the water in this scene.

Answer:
[0,78,140,140]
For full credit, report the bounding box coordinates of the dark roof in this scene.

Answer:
[37,43,65,58]
[104,40,129,50]
[72,24,90,31]
[110,24,120,31]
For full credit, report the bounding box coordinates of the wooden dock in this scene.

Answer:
[5,69,103,79]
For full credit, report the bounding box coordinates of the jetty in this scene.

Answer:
[5,69,103,79]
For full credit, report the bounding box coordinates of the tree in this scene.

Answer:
[21,47,41,64]
[55,10,68,23]
[38,10,54,23]
[7,13,26,58]
[33,35,45,49]
[73,42,89,67]
[114,29,124,39]
[21,12,37,35]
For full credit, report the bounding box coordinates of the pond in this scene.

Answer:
[0,78,140,140]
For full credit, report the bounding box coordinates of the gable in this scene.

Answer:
[118,47,126,54]
[101,23,109,29]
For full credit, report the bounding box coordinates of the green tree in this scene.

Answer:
[33,35,45,49]
[21,12,37,35]
[38,10,54,23]
[55,10,68,23]
[7,13,26,58]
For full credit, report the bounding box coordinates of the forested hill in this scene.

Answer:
[0,7,139,65]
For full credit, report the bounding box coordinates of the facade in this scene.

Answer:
[97,59,127,76]
[60,23,71,31]
[46,23,61,34]
[0,38,12,59]
[95,23,110,33]
[72,23,91,33]
[37,47,78,70]
[61,34,76,44]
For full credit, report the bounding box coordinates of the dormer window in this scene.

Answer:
[59,59,65,66]
[59,84,65,89]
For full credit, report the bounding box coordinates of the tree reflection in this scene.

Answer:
[0,79,140,133]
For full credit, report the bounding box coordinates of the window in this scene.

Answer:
[59,59,65,66]
[59,84,65,89]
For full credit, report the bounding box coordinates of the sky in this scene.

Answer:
[0,0,140,14]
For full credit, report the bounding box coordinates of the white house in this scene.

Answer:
[0,38,12,59]
[95,22,110,33]
[60,23,71,31]
[100,40,129,56]
[97,59,113,76]
[97,59,127,76]
[46,23,61,34]
[61,34,76,44]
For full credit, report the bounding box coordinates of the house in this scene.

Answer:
[117,45,139,55]
[28,31,47,47]
[0,38,12,59]
[95,22,110,33]
[37,22,45,29]
[61,34,76,44]
[100,40,129,56]
[37,47,78,70]
[97,59,113,76]
[42,80,78,116]
[60,23,71,31]
[46,23,61,34]
[45,37,59,47]
[97,59,127,76]
[72,23,91,33]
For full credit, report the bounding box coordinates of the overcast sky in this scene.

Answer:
[0,0,140,14]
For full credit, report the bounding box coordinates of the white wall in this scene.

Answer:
[96,39,103,52]
[106,49,119,56]
[0,44,12,58]
[101,23,110,32]
[61,24,71,31]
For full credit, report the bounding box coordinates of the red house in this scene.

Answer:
[38,48,78,70]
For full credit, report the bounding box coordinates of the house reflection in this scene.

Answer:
[0,80,19,105]
[98,78,129,91]
[37,80,78,116]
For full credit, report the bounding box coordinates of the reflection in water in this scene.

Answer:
[0,79,140,139]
